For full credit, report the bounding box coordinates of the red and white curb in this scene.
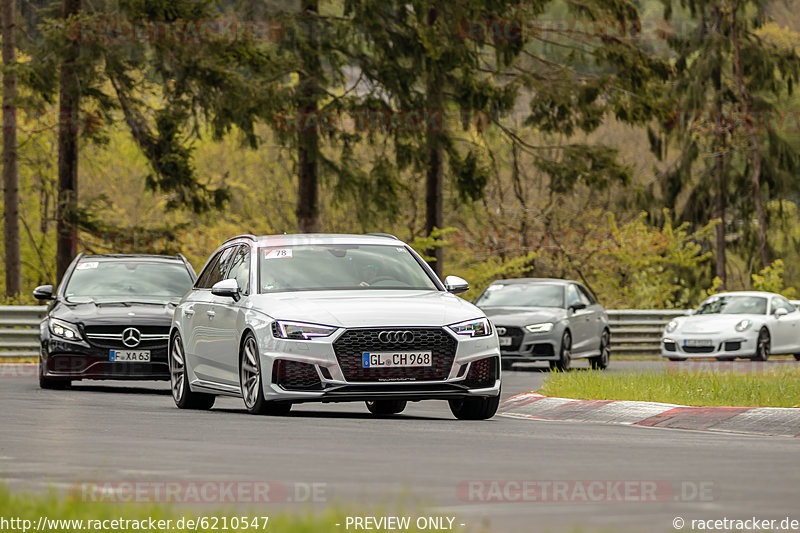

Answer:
[498,393,800,437]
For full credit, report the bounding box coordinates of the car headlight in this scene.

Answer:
[49,319,82,341]
[525,322,554,334]
[274,321,337,340]
[665,320,679,333]
[735,319,752,332]
[448,318,492,337]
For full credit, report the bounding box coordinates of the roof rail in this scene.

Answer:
[365,232,399,240]
[222,234,257,245]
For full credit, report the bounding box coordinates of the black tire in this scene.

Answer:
[549,331,572,371]
[240,333,291,416]
[170,333,215,410]
[449,394,500,420]
[751,328,770,362]
[38,354,70,389]
[667,357,686,362]
[365,400,407,415]
[589,330,610,370]
[39,370,70,389]
[794,354,800,361]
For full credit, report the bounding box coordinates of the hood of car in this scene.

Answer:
[480,306,567,326]
[250,290,483,328]
[49,299,177,326]
[674,314,762,333]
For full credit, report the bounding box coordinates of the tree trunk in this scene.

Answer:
[295,0,320,233]
[56,0,81,282]
[2,0,21,297]
[729,0,769,268]
[711,8,726,289]
[424,6,444,278]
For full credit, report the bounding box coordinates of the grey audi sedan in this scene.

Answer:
[475,278,610,371]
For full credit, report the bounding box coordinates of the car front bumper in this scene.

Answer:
[495,326,562,362]
[661,332,757,359]
[256,327,501,403]
[41,338,170,381]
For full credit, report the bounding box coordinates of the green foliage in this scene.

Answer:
[751,259,797,297]
[449,210,713,308]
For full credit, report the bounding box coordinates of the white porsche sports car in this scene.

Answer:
[662,291,800,361]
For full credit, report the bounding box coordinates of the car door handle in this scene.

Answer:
[206,310,216,318]
[184,309,194,317]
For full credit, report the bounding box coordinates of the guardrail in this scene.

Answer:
[607,309,689,357]
[0,306,687,359]
[0,306,47,358]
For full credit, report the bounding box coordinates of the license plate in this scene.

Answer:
[110,350,151,362]
[498,337,512,346]
[683,339,713,347]
[362,352,432,368]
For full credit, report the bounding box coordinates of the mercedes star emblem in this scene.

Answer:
[121,327,142,348]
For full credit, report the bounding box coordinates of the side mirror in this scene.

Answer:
[33,285,54,300]
[444,275,469,294]
[774,307,789,318]
[570,302,587,311]
[211,279,241,301]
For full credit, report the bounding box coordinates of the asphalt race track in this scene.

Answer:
[1,360,798,533]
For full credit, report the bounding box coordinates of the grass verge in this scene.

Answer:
[0,486,457,533]
[538,366,800,407]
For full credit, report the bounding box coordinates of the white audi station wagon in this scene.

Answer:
[169,234,501,419]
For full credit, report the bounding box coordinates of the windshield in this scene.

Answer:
[258,244,438,292]
[475,283,564,308]
[64,260,194,302]
[696,295,768,315]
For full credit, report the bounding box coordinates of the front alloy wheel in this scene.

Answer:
[240,333,291,416]
[751,328,770,362]
[170,333,215,410]
[589,330,610,370]
[550,331,572,371]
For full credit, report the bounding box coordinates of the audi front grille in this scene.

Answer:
[332,328,457,382]
[496,326,524,351]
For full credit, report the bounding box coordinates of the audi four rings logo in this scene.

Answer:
[496,327,507,336]
[122,327,142,348]
[377,330,415,343]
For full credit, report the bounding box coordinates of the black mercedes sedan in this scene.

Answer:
[33,254,196,388]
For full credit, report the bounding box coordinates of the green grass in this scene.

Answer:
[0,486,471,533]
[538,366,800,407]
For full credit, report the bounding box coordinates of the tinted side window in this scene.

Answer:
[196,247,235,289]
[566,284,582,308]
[772,296,795,314]
[226,246,251,295]
[577,284,596,305]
